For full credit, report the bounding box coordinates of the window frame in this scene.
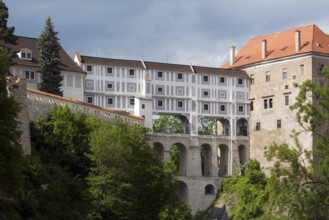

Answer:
[265,71,271,82]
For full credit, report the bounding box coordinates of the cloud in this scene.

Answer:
[6,0,329,67]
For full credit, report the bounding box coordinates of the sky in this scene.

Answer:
[6,0,329,67]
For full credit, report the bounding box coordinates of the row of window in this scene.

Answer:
[156,99,244,113]
[255,119,282,131]
[250,64,304,84]
[86,64,246,86]
[250,95,290,111]
[86,65,136,77]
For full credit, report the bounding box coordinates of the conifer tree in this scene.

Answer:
[37,17,63,96]
[0,0,17,45]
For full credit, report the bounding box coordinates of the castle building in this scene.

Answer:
[222,24,329,169]
[74,53,250,212]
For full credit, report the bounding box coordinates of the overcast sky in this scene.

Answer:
[6,0,329,67]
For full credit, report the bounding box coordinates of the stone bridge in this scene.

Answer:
[150,133,249,213]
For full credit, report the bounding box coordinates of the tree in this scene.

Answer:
[37,17,63,96]
[153,115,184,133]
[0,46,24,219]
[0,0,17,45]
[15,106,96,219]
[87,121,182,219]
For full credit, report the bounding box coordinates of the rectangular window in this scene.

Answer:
[129,98,134,105]
[87,96,93,104]
[277,119,281,128]
[256,122,261,131]
[292,75,296,80]
[220,77,225,83]
[269,98,273,108]
[203,90,209,97]
[220,105,226,111]
[107,83,113,89]
[107,67,113,74]
[203,104,209,111]
[264,99,268,109]
[285,85,289,89]
[282,68,287,79]
[178,101,183,108]
[87,65,92,72]
[264,98,273,109]
[157,71,163,78]
[266,71,270,82]
[157,100,163,107]
[25,71,35,80]
[203,75,209,82]
[238,105,244,112]
[299,64,304,75]
[177,73,183,80]
[142,104,145,109]
[107,97,113,105]
[285,95,289,106]
[27,53,32,59]
[250,101,254,111]
[129,69,135,76]
[250,74,254,85]
[238,78,243,85]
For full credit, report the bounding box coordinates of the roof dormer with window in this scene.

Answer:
[17,48,32,60]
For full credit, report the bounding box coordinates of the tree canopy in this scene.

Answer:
[153,115,184,133]
[0,0,17,45]
[87,121,184,219]
[37,17,63,96]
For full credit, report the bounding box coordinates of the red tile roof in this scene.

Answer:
[221,24,329,68]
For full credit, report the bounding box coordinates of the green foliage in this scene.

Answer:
[158,203,192,220]
[198,118,216,135]
[37,17,63,96]
[0,0,17,45]
[221,160,271,220]
[170,144,180,173]
[0,47,23,195]
[87,121,182,220]
[153,115,184,133]
[16,106,97,219]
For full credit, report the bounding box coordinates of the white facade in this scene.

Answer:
[75,53,250,137]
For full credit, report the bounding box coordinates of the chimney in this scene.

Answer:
[261,40,267,59]
[229,45,236,66]
[295,30,301,52]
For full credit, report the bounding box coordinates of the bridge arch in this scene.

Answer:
[201,143,212,176]
[218,144,229,177]
[238,144,247,165]
[177,181,188,203]
[171,143,187,176]
[153,142,164,160]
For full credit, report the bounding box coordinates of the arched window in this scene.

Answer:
[205,184,215,194]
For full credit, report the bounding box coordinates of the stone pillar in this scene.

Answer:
[188,137,202,176]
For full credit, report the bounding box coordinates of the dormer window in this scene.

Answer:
[18,49,32,60]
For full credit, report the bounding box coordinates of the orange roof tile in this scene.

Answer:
[221,24,329,68]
